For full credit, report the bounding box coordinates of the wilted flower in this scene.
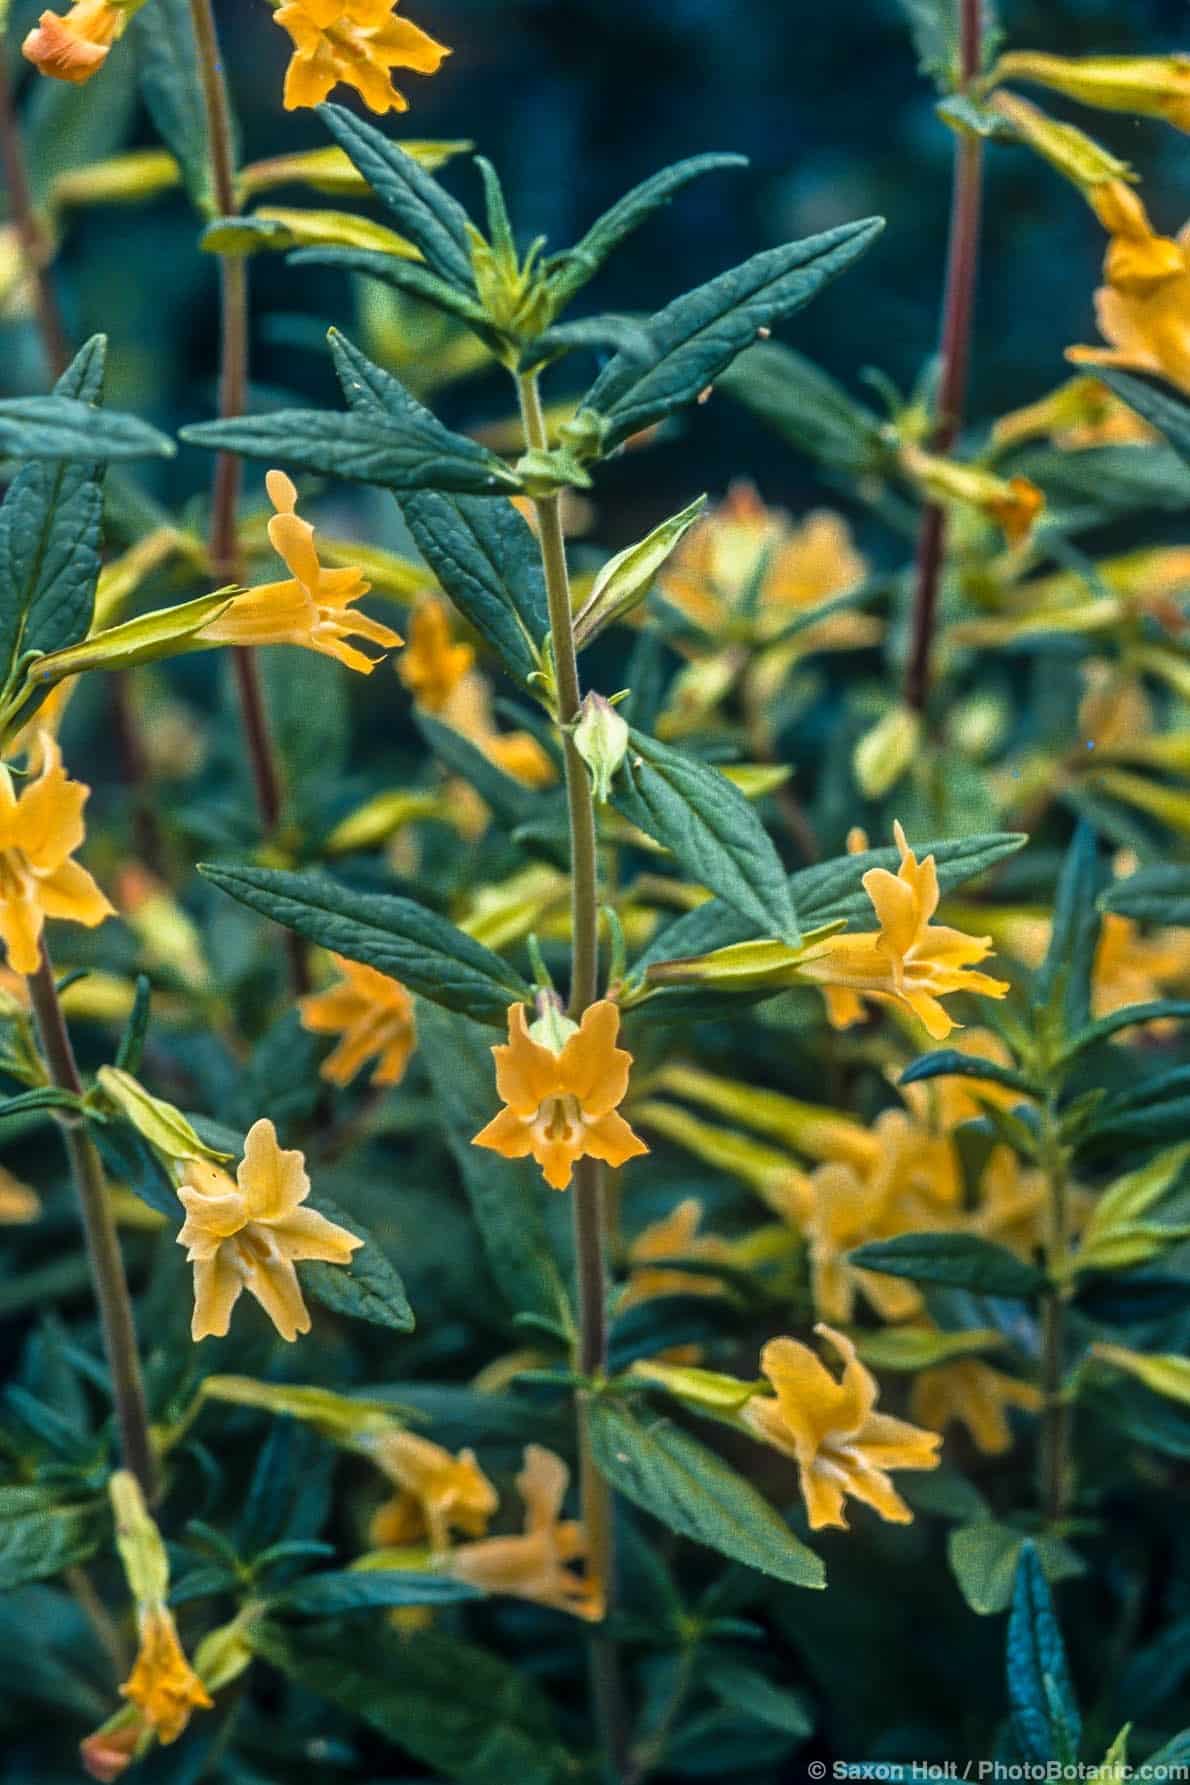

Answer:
[993,376,1153,451]
[299,954,417,1087]
[742,1325,941,1530]
[1068,183,1190,396]
[472,1000,648,1190]
[22,0,136,83]
[201,471,403,672]
[80,1712,146,1781]
[120,1603,212,1745]
[177,1119,362,1341]
[450,1444,604,1620]
[910,1359,1042,1456]
[0,733,114,975]
[368,1429,497,1553]
[273,0,450,115]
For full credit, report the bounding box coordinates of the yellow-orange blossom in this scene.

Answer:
[273,0,450,115]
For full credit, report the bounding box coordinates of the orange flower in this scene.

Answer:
[798,823,1010,1040]
[201,471,402,673]
[80,1712,147,1781]
[900,445,1044,546]
[621,1198,729,1308]
[177,1119,362,1341]
[273,0,450,115]
[367,1429,497,1553]
[0,733,113,974]
[22,0,127,83]
[299,954,417,1087]
[1068,183,1190,396]
[910,1359,1042,1456]
[398,598,475,713]
[1093,912,1190,1020]
[450,1444,604,1621]
[120,1604,212,1745]
[472,1000,648,1191]
[742,1325,941,1530]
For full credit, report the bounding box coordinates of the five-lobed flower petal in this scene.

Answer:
[472,1000,648,1190]
[119,1603,212,1746]
[201,471,402,673]
[22,0,127,83]
[449,1443,604,1621]
[273,0,450,115]
[299,953,417,1087]
[367,1429,498,1554]
[742,1324,941,1530]
[177,1118,362,1342]
[0,733,114,975]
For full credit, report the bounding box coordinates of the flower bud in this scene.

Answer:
[853,703,920,798]
[992,51,1190,134]
[95,1066,231,1170]
[514,446,594,498]
[991,91,1135,193]
[572,693,630,804]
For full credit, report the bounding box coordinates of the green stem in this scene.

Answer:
[1038,1100,1073,1526]
[188,0,306,995]
[27,951,159,1502]
[517,370,625,1778]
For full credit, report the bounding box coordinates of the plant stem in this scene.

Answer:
[189,0,306,993]
[904,0,985,715]
[0,56,70,380]
[1038,1100,1073,1526]
[517,370,625,1778]
[27,950,159,1502]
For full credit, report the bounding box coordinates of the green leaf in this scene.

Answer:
[587,1399,824,1589]
[853,1325,1006,1372]
[548,153,748,312]
[270,1570,479,1616]
[1142,1731,1190,1783]
[298,1194,414,1334]
[613,730,800,944]
[288,245,494,334]
[414,711,549,835]
[1034,822,1105,1035]
[418,1001,569,1327]
[848,1233,1044,1298]
[899,1050,1039,1099]
[199,862,532,1024]
[0,1488,106,1590]
[1007,1540,1081,1764]
[519,313,654,373]
[1062,1000,1190,1060]
[1101,864,1190,927]
[1098,370,1190,470]
[709,1661,814,1739]
[1093,1344,1190,1410]
[581,218,883,451]
[718,341,886,475]
[317,103,477,293]
[635,831,1025,972]
[252,1619,576,1785]
[947,1523,1084,1617]
[180,399,517,498]
[127,0,212,209]
[0,394,175,463]
[25,590,233,686]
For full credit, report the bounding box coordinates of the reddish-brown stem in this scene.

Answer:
[0,56,70,380]
[904,0,985,714]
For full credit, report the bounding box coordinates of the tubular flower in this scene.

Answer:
[993,51,1190,134]
[900,445,1044,546]
[1067,183,1190,396]
[472,1000,648,1191]
[119,1604,212,1745]
[0,733,114,975]
[401,601,556,790]
[621,1198,729,1309]
[398,598,476,712]
[450,1444,604,1621]
[22,0,131,83]
[367,1430,498,1553]
[910,1359,1042,1456]
[743,1326,941,1530]
[200,471,402,673]
[177,1119,362,1341]
[299,954,417,1087]
[800,1162,926,1325]
[80,1713,146,1782]
[273,0,450,115]
[798,823,1010,1040]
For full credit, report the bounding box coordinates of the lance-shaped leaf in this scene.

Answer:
[1099,369,1190,468]
[270,1571,480,1617]
[719,340,887,475]
[181,402,518,497]
[899,1050,1040,1100]
[200,862,532,1024]
[0,1488,107,1591]
[317,102,477,292]
[547,153,748,311]
[127,0,211,209]
[1034,822,1105,1036]
[580,217,883,451]
[634,830,1026,972]
[209,211,421,260]
[288,244,493,334]
[1101,864,1190,927]
[612,730,800,944]
[588,1400,824,1589]
[0,394,175,462]
[849,1232,1044,1298]
[574,495,707,647]
[948,1523,1084,1618]
[1007,1541,1081,1764]
[240,140,473,199]
[298,1194,414,1334]
[519,314,654,373]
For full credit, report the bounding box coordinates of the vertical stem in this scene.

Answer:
[1038,1103,1072,1526]
[26,951,159,1502]
[0,55,70,380]
[903,0,984,714]
[189,0,306,993]
[517,371,625,1777]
